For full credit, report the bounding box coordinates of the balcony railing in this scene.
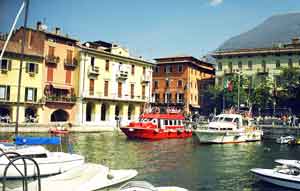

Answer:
[141,75,151,83]
[116,70,128,80]
[88,66,100,76]
[83,91,148,102]
[45,55,60,65]
[45,95,76,104]
[64,58,78,68]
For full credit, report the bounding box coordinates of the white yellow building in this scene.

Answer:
[0,40,43,124]
[77,41,153,128]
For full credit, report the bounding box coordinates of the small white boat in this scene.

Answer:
[119,181,188,191]
[276,136,296,144]
[194,114,262,144]
[251,166,300,190]
[13,163,138,191]
[275,159,300,168]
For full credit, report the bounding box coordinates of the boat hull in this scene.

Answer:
[194,130,262,144]
[0,152,84,179]
[120,127,192,140]
[251,168,300,190]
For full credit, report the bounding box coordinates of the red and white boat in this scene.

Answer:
[120,112,192,140]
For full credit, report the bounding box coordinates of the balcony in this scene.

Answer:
[64,58,78,68]
[45,55,60,65]
[88,66,100,77]
[141,74,151,83]
[116,70,128,80]
[45,95,76,104]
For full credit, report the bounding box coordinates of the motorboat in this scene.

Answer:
[193,113,263,144]
[251,165,300,190]
[120,110,192,140]
[275,159,300,168]
[0,136,84,179]
[276,136,296,144]
[13,163,138,191]
[119,181,189,191]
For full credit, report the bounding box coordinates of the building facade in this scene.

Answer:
[212,38,300,89]
[12,22,80,124]
[152,56,215,114]
[0,40,44,123]
[77,41,153,127]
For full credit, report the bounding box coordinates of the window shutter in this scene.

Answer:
[34,88,37,102]
[6,86,10,101]
[25,63,29,73]
[35,64,39,74]
[8,60,12,71]
[25,88,28,101]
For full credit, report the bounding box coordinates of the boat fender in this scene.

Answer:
[129,128,134,132]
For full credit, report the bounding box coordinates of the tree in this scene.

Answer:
[202,85,223,114]
[250,76,273,109]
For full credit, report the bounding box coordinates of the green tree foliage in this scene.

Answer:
[250,76,273,108]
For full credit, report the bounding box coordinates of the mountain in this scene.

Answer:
[218,13,300,51]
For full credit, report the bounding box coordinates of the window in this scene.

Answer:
[288,58,293,68]
[89,79,94,95]
[238,61,242,70]
[276,60,281,68]
[218,62,222,71]
[91,57,95,66]
[26,63,38,74]
[67,50,73,63]
[165,93,171,103]
[47,67,53,82]
[195,95,197,102]
[118,82,122,98]
[178,64,183,72]
[0,85,10,100]
[25,87,37,102]
[154,93,160,102]
[166,80,170,88]
[48,46,55,57]
[143,67,146,75]
[0,59,11,71]
[142,85,146,99]
[131,65,135,75]
[155,66,160,73]
[248,61,252,70]
[105,60,109,71]
[65,70,72,84]
[178,93,184,103]
[104,81,109,96]
[154,80,158,89]
[165,65,172,73]
[178,80,183,88]
[131,84,134,99]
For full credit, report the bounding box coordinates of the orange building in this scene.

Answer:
[152,56,215,114]
[12,22,79,124]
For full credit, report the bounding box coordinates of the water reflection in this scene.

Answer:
[2,133,300,191]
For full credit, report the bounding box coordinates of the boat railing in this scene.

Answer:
[0,149,41,191]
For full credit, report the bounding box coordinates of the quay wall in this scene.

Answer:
[262,125,300,140]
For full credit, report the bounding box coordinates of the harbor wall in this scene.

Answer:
[262,125,300,139]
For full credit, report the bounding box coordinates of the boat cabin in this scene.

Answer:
[138,113,185,129]
[209,114,253,130]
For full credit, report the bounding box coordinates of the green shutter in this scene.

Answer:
[25,63,29,73]
[25,87,28,101]
[34,88,37,102]
[8,60,12,71]
[35,64,39,74]
[6,86,10,101]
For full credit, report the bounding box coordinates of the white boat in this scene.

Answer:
[12,163,138,191]
[275,159,300,168]
[119,181,188,191]
[276,136,296,144]
[0,144,84,179]
[193,114,263,144]
[251,166,300,190]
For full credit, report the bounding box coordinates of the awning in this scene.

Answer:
[50,83,72,90]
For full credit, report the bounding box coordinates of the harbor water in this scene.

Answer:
[5,132,300,191]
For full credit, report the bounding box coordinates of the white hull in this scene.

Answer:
[275,159,300,168]
[251,168,300,190]
[0,152,84,178]
[13,163,138,191]
[194,129,262,144]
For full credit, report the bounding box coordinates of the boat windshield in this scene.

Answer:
[223,117,234,122]
[139,118,153,123]
[276,166,300,176]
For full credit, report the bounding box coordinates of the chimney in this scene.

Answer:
[292,37,300,44]
[54,27,61,35]
[36,21,42,31]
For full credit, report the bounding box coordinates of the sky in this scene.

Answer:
[1,0,300,61]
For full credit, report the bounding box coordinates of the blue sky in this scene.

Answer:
[1,0,300,61]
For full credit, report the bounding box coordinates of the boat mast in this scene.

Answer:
[15,0,30,136]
